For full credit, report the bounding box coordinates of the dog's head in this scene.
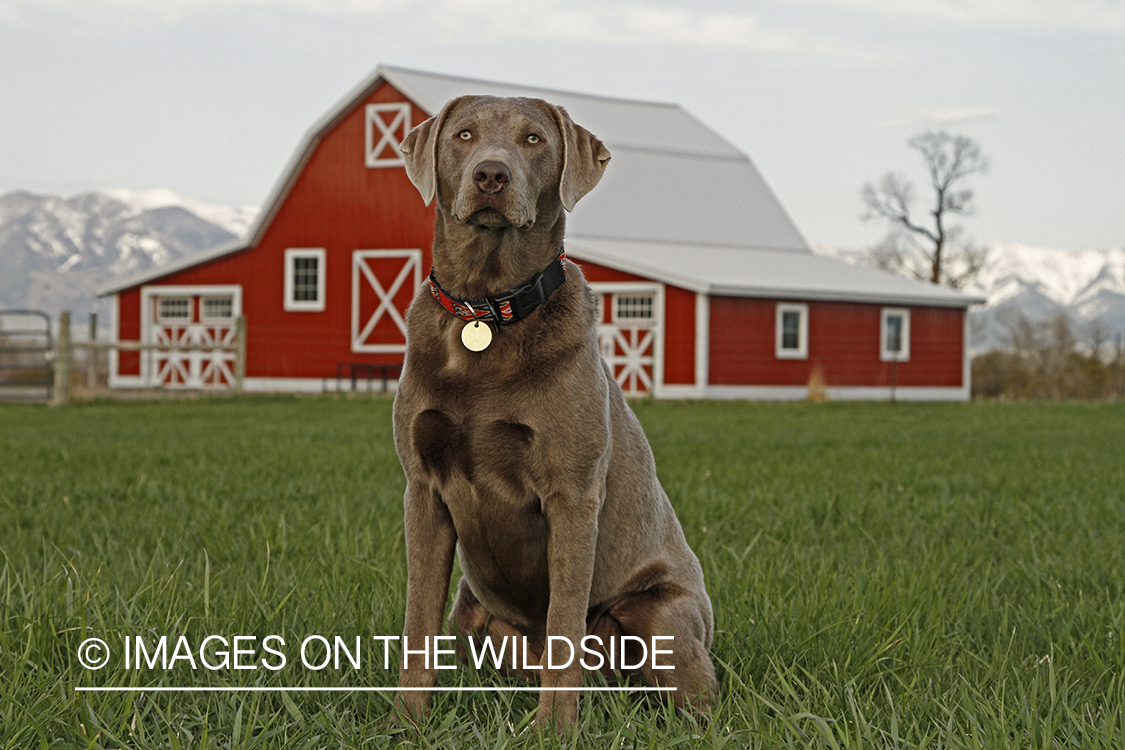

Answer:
[399,95,610,230]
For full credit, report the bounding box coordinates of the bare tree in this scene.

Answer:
[1085,319,1111,362]
[861,131,990,288]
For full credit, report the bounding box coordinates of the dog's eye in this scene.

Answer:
[526,134,540,144]
[458,130,472,141]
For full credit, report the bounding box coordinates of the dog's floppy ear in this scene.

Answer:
[399,97,465,206]
[549,104,611,212]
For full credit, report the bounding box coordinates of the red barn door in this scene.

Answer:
[351,249,422,353]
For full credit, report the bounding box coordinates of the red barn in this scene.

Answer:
[99,65,982,400]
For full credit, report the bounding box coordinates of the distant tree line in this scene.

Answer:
[972,311,1125,400]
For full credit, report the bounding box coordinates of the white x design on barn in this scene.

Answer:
[365,103,411,167]
[351,249,421,353]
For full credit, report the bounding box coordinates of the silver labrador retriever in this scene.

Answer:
[393,95,717,729]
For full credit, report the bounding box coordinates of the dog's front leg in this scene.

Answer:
[539,490,600,730]
[395,482,457,725]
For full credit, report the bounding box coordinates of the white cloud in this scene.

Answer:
[0,0,899,62]
[876,107,1003,129]
[801,0,1125,31]
[0,0,416,26]
[426,0,899,62]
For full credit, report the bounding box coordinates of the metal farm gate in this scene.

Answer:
[0,310,53,402]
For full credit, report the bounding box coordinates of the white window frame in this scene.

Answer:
[611,292,656,325]
[157,296,192,322]
[284,248,326,312]
[200,295,234,321]
[881,307,911,362]
[366,103,411,168]
[775,302,808,360]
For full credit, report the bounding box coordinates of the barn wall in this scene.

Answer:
[116,82,435,380]
[708,298,965,388]
[115,288,142,376]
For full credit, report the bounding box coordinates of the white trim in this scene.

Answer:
[284,248,327,312]
[655,384,704,400]
[705,385,970,402]
[242,377,395,394]
[108,374,145,388]
[880,307,911,362]
[695,293,709,396]
[775,302,808,360]
[105,376,389,395]
[351,249,422,353]
[589,282,664,397]
[365,103,411,167]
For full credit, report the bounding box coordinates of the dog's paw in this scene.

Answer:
[392,692,432,728]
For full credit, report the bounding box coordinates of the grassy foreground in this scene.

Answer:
[1,397,1124,748]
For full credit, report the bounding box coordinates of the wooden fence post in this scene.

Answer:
[87,313,98,388]
[51,311,71,407]
[234,314,246,393]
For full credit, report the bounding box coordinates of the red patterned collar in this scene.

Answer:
[428,250,568,326]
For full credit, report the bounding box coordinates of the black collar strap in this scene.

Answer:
[428,250,568,326]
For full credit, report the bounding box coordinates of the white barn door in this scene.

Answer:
[140,285,242,389]
[590,282,664,397]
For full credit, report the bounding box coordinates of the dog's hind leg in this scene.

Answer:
[607,586,719,711]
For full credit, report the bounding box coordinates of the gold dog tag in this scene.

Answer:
[461,320,493,351]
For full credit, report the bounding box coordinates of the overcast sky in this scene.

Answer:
[1,0,1122,251]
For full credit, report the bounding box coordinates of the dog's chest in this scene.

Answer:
[409,408,540,496]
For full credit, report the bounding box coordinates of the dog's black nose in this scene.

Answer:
[473,161,511,195]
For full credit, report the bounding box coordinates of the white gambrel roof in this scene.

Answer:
[385,66,809,253]
[100,65,982,307]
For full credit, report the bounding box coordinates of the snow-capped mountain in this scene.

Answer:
[966,244,1125,351]
[815,243,1125,352]
[100,188,258,238]
[0,189,258,329]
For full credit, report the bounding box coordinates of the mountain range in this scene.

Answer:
[0,189,256,332]
[1,188,1122,352]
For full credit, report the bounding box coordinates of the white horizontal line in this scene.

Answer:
[75,686,676,693]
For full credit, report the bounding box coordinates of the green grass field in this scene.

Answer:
[2,397,1124,748]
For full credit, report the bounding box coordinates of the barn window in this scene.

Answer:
[775,303,808,359]
[201,296,233,320]
[366,103,411,167]
[881,308,911,362]
[613,293,655,324]
[158,297,191,321]
[284,248,326,312]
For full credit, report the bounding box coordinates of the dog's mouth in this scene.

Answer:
[466,207,533,230]
[468,207,511,228]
